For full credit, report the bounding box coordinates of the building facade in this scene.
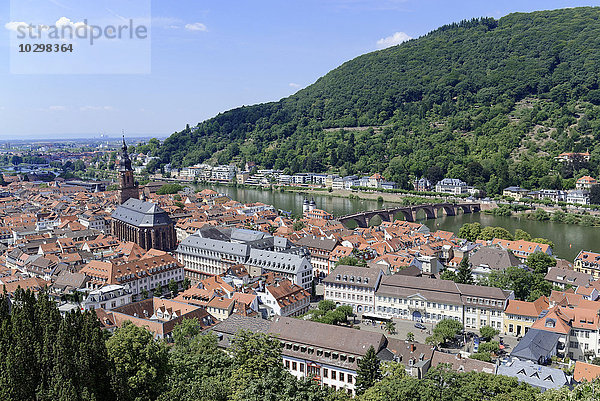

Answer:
[323,264,383,314]
[176,227,313,290]
[374,275,513,330]
[111,198,177,251]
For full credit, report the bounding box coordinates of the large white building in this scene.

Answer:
[374,275,513,331]
[323,264,383,314]
[435,178,468,195]
[79,254,184,300]
[211,165,236,182]
[176,227,313,291]
[83,284,132,311]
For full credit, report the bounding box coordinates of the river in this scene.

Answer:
[194,184,599,261]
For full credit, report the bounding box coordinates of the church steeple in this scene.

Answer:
[117,135,139,204]
[119,134,133,172]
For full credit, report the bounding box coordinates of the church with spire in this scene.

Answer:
[111,137,176,251]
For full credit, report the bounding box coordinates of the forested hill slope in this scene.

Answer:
[157,7,600,194]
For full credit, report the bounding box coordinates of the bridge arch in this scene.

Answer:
[393,210,413,222]
[413,206,435,220]
[367,214,383,227]
[457,204,473,214]
[435,205,456,218]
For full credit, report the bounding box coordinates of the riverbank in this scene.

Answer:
[277,186,451,205]
[159,175,599,230]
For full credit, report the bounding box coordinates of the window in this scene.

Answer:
[292,362,297,371]
[300,363,304,373]
[331,371,336,380]
[285,360,290,369]
[323,368,328,378]
[339,372,344,381]
[347,374,353,384]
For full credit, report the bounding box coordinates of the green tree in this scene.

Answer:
[486,266,552,301]
[479,341,500,354]
[182,278,191,290]
[479,325,500,342]
[458,222,482,242]
[160,322,232,401]
[106,321,169,401]
[229,330,285,400]
[318,300,337,312]
[355,345,381,396]
[590,184,600,205]
[406,332,415,342]
[514,229,532,241]
[456,255,473,284]
[469,352,492,362]
[141,288,149,300]
[431,319,463,345]
[526,252,556,275]
[533,208,550,221]
[0,290,115,401]
[440,269,458,281]
[385,321,397,335]
[478,226,514,241]
[157,183,184,195]
[168,279,179,296]
[336,256,367,267]
[531,237,555,250]
[293,221,305,231]
[153,284,163,298]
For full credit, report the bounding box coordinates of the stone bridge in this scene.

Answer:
[338,203,481,228]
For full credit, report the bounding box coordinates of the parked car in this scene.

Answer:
[414,322,426,330]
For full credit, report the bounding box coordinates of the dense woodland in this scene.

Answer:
[150,7,600,195]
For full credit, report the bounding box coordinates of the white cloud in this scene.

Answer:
[6,17,87,34]
[49,106,67,111]
[376,31,412,49]
[289,83,301,88]
[185,22,207,32]
[5,21,29,32]
[80,106,114,111]
[55,17,87,29]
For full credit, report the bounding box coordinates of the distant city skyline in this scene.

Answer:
[1,0,597,138]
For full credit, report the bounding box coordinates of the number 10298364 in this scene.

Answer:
[19,43,74,53]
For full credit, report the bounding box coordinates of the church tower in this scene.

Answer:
[118,136,139,204]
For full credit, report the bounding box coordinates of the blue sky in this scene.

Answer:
[0,0,597,138]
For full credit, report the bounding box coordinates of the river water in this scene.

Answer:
[194,184,599,261]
